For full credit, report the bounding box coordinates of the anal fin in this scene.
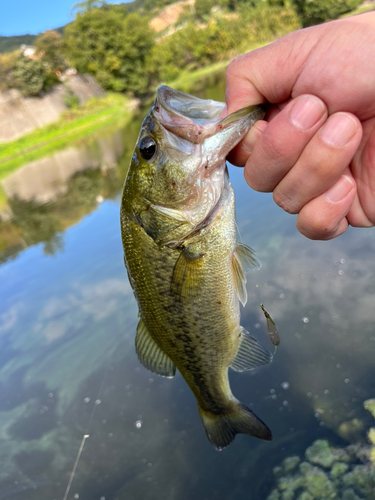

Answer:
[135,318,176,378]
[231,327,273,372]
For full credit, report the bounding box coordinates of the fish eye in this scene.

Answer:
[138,137,157,160]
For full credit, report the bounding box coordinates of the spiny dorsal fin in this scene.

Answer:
[135,318,176,378]
[232,252,247,306]
[231,327,273,372]
[171,247,204,300]
[236,243,261,272]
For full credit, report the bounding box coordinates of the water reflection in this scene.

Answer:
[0,121,140,264]
[0,79,374,499]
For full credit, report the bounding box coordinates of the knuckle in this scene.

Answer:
[273,189,298,214]
[226,56,246,83]
[244,164,273,192]
[297,210,339,240]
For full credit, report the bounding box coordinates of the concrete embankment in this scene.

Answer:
[0,74,104,143]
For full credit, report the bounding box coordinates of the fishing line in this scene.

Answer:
[62,434,89,500]
[62,359,111,500]
[62,300,136,500]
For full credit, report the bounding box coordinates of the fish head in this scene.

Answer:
[122,85,265,236]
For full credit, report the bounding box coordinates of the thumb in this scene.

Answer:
[225,29,321,114]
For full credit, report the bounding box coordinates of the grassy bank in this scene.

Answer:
[0,93,132,181]
[166,40,271,92]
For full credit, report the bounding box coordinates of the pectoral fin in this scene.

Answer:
[236,243,261,271]
[232,244,261,306]
[232,252,247,306]
[171,247,205,300]
[231,327,273,372]
[149,204,191,223]
[141,204,194,246]
[135,318,176,378]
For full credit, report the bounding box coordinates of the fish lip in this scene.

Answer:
[154,85,265,145]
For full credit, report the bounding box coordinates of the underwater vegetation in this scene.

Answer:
[266,400,375,500]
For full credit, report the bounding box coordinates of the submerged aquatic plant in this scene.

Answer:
[266,400,375,500]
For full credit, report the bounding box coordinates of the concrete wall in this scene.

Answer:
[1,128,124,205]
[0,75,105,144]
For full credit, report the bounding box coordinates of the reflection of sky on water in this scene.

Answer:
[0,109,374,498]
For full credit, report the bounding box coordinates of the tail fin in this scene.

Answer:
[198,402,272,451]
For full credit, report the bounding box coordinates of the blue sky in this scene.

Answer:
[0,0,128,37]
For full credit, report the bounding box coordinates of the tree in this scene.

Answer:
[71,0,105,15]
[64,7,154,95]
[35,30,66,74]
[292,0,362,26]
[0,51,18,91]
[195,0,214,20]
[12,55,46,96]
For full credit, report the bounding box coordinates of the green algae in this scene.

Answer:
[266,437,375,500]
[330,462,349,479]
[305,439,350,468]
[364,400,375,419]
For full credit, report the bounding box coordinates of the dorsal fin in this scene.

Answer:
[135,318,176,378]
[231,327,273,372]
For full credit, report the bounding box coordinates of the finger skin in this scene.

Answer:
[272,112,362,214]
[226,13,375,118]
[242,95,328,191]
[225,13,375,238]
[227,120,267,167]
[296,171,356,240]
[348,117,375,226]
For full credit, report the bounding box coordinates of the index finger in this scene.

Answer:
[225,31,319,114]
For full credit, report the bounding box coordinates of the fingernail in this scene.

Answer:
[290,96,325,130]
[325,175,355,203]
[321,113,358,147]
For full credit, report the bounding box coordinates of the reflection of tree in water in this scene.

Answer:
[1,168,123,262]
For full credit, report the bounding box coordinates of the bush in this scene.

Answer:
[12,55,46,96]
[292,0,362,26]
[64,8,155,95]
[150,3,300,83]
[35,30,67,73]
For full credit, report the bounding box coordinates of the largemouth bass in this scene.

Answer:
[120,86,274,450]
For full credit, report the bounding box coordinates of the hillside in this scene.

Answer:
[0,35,37,54]
[0,26,65,54]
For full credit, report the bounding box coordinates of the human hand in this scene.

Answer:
[226,12,375,240]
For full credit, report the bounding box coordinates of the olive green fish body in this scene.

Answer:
[122,177,239,414]
[121,86,274,449]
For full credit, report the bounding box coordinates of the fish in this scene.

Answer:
[120,85,275,450]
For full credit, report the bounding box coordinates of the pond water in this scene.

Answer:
[0,73,374,500]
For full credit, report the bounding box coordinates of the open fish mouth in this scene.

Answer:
[156,85,226,126]
[154,85,265,145]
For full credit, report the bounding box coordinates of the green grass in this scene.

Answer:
[165,40,269,91]
[340,3,375,18]
[0,93,131,180]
